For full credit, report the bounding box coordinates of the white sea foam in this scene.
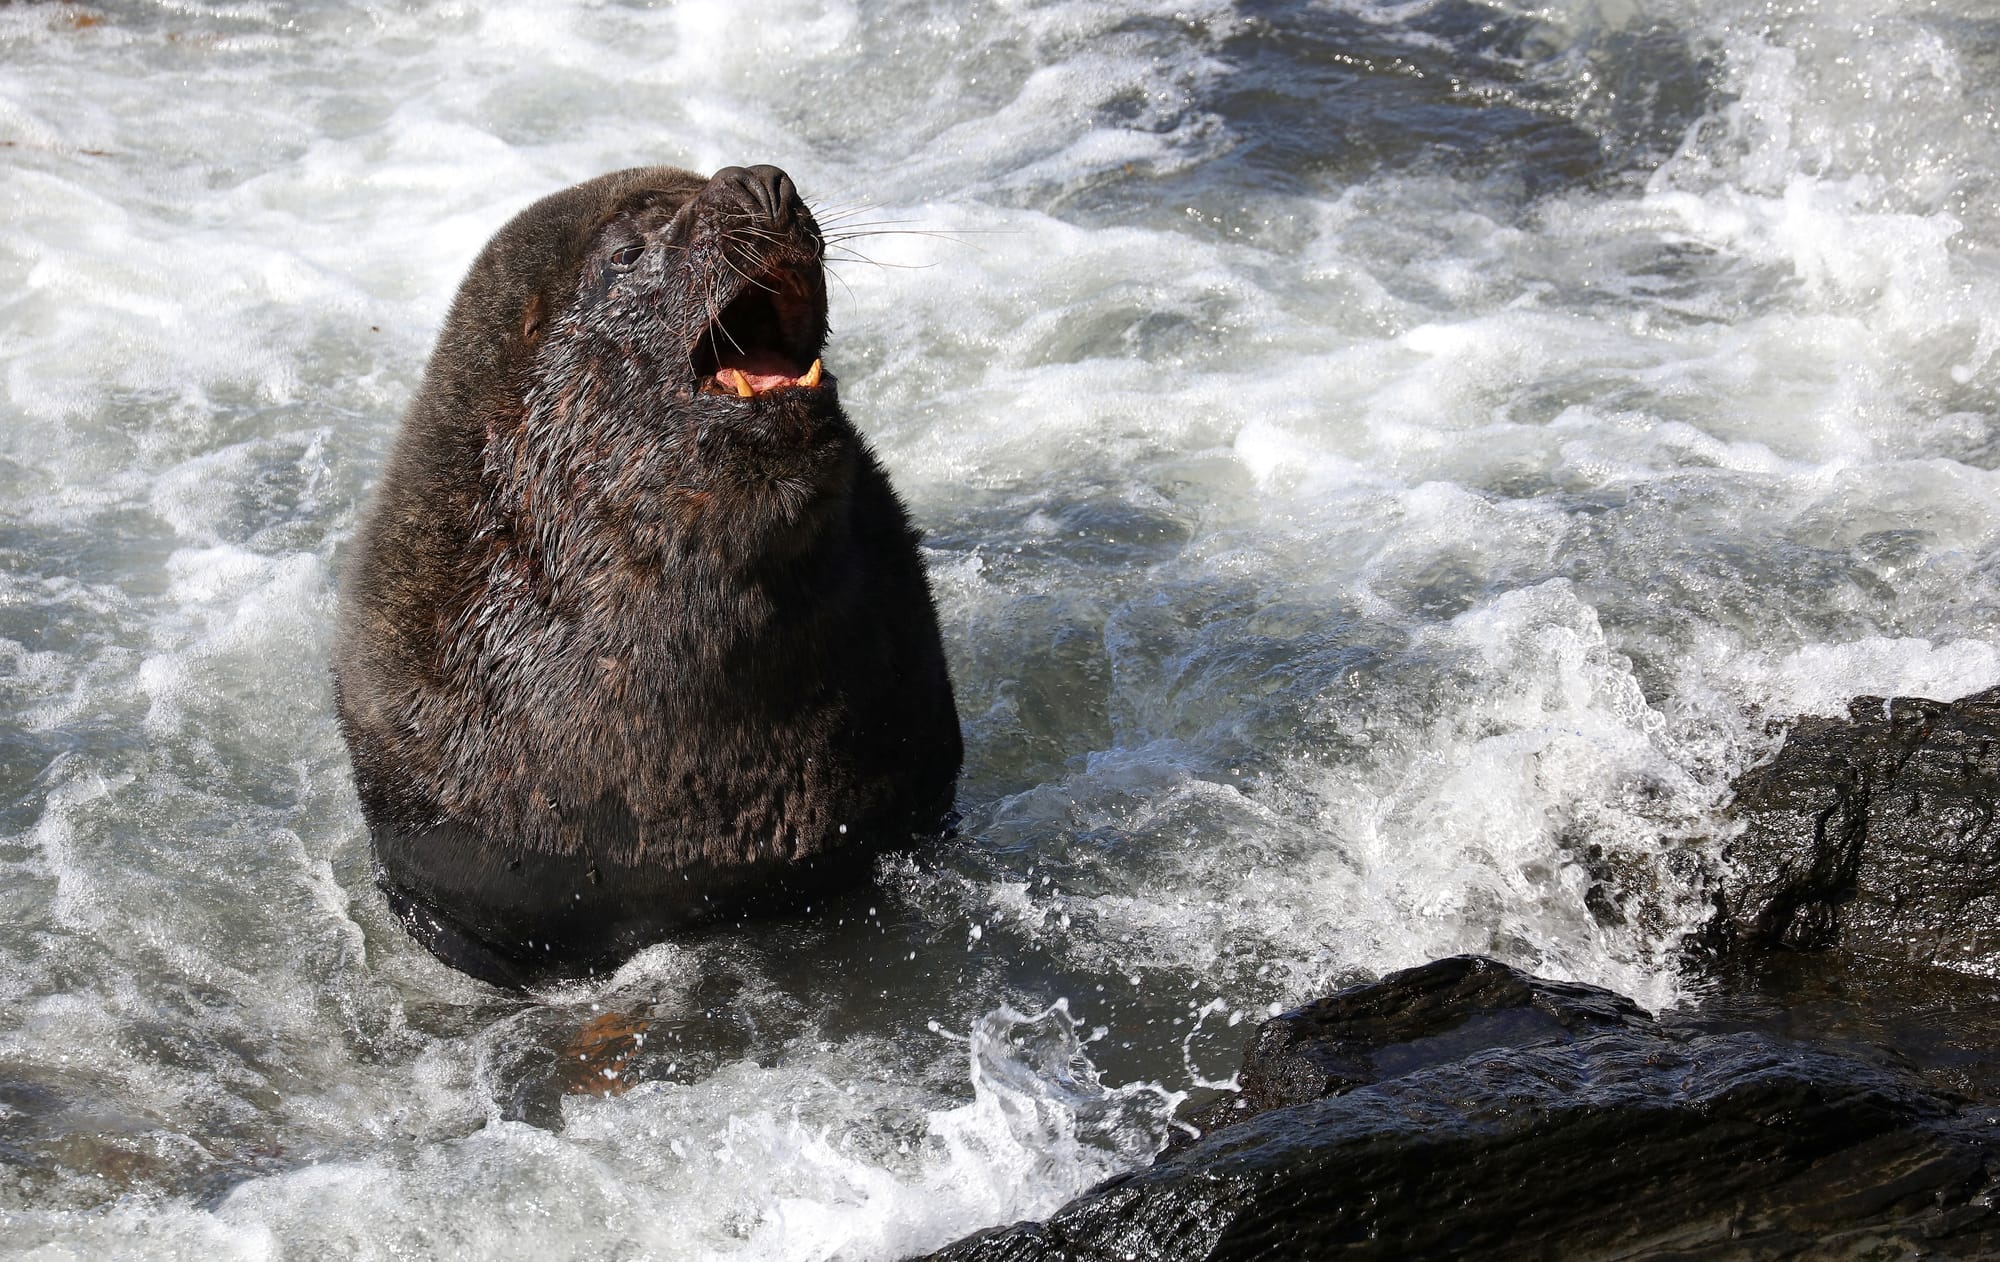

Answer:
[0,1004,1174,1262]
[2,0,1997,1252]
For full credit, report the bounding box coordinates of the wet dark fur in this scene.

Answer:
[333,165,962,985]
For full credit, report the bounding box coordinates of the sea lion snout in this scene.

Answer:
[681,164,829,398]
[701,164,805,232]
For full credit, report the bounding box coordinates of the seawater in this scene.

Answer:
[2,0,1997,1256]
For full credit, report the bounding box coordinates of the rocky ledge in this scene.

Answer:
[921,955,2000,1261]
[1713,685,2000,971]
[917,684,2000,1261]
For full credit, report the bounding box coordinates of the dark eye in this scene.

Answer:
[608,244,645,271]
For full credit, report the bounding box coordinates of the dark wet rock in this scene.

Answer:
[917,688,2000,1260]
[486,970,771,1127]
[1178,952,1648,1138]
[915,956,2000,1262]
[1714,685,2000,974]
[1689,950,2000,1106]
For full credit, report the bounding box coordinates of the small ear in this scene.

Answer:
[520,294,544,344]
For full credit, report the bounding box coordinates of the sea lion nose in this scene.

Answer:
[706,164,802,230]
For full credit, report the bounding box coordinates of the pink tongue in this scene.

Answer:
[707,356,824,397]
[712,349,807,394]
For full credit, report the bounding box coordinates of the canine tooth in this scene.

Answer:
[801,359,823,388]
[727,369,753,398]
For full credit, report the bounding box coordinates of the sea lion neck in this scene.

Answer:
[497,328,860,575]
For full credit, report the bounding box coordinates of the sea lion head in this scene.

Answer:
[430,163,854,564]
[546,163,831,405]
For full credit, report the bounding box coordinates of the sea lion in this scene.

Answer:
[333,164,962,986]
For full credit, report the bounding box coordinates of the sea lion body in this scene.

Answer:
[333,165,961,985]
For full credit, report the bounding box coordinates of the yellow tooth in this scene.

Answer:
[729,368,754,398]
[801,359,823,388]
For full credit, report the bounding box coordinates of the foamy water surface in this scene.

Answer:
[3,0,1998,1256]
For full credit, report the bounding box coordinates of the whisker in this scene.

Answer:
[695,285,747,361]
[825,229,1007,261]
[826,248,942,272]
[714,240,780,293]
[821,216,930,230]
[727,222,789,246]
[823,230,993,264]
[808,199,888,225]
[712,318,747,356]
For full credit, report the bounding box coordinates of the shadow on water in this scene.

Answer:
[1063,0,1716,223]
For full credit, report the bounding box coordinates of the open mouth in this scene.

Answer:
[691,262,826,398]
